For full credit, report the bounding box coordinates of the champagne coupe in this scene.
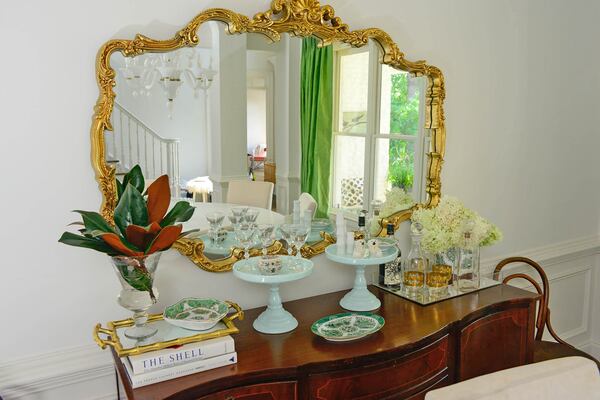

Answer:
[256,224,275,256]
[205,212,224,245]
[235,222,256,259]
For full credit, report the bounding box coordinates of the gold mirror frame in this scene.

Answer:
[91,0,445,272]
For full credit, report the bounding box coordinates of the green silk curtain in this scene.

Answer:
[300,37,333,218]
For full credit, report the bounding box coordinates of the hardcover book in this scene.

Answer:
[128,335,235,375]
[123,352,238,388]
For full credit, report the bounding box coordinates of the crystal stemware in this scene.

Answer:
[231,206,249,218]
[256,224,275,256]
[279,224,295,257]
[244,209,260,227]
[235,222,256,259]
[228,214,241,230]
[205,212,224,244]
[292,224,311,260]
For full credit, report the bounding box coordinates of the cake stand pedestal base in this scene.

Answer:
[253,284,298,334]
[339,265,381,312]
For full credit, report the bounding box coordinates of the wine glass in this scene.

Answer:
[205,212,224,245]
[256,224,275,256]
[235,223,256,259]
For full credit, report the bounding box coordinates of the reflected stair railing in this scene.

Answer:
[107,102,180,195]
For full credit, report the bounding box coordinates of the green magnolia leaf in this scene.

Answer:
[122,165,145,194]
[113,263,153,292]
[114,184,148,234]
[58,232,118,255]
[73,210,115,235]
[116,179,124,200]
[160,201,195,227]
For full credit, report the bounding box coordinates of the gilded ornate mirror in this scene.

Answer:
[91,0,446,272]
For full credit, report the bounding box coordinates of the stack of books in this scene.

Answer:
[121,335,237,388]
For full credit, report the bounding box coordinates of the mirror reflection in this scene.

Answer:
[107,22,429,261]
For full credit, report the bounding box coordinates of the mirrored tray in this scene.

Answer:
[374,277,501,305]
[93,301,243,357]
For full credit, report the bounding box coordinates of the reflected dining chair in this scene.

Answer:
[493,256,599,369]
[226,180,274,210]
[298,192,317,219]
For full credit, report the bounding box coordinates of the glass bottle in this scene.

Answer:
[379,223,401,289]
[403,222,428,299]
[457,229,481,292]
[356,209,368,240]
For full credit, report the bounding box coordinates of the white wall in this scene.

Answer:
[1,0,599,398]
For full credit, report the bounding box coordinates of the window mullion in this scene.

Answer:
[363,41,380,210]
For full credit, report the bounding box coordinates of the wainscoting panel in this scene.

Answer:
[1,237,598,400]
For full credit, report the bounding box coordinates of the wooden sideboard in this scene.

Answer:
[113,285,538,400]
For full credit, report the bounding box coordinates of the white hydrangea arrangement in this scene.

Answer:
[370,187,416,234]
[411,196,502,254]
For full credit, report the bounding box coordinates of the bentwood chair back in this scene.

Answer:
[493,256,599,368]
[226,180,274,210]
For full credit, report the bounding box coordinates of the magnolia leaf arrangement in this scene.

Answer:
[59,166,195,297]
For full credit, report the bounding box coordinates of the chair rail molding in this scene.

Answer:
[1,236,598,400]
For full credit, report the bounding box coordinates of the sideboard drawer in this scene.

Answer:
[196,381,297,400]
[307,336,450,400]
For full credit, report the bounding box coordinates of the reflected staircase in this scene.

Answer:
[106,102,180,193]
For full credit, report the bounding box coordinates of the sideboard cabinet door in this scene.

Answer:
[195,381,297,400]
[459,305,533,381]
[307,336,451,400]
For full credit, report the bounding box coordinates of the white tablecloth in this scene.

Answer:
[179,202,285,232]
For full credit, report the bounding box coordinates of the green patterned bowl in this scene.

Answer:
[163,298,230,331]
[311,312,385,342]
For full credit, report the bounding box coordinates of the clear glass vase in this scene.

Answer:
[110,252,162,340]
[457,246,480,292]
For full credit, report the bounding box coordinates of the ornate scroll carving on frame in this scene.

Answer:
[91,0,446,270]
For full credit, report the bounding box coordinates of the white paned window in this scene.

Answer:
[330,43,428,216]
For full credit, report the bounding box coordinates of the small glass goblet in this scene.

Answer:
[292,224,310,260]
[244,209,260,227]
[231,207,249,218]
[228,214,241,229]
[256,224,275,256]
[279,224,295,257]
[206,212,224,245]
[235,223,256,259]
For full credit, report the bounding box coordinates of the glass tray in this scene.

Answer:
[374,277,501,305]
[93,301,243,357]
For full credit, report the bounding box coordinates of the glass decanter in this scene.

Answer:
[457,226,481,292]
[403,222,428,300]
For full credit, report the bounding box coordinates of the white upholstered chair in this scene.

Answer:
[226,180,274,210]
[425,357,600,400]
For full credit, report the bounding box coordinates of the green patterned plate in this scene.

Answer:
[163,298,230,331]
[311,312,385,342]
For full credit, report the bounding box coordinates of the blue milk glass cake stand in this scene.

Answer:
[325,244,397,311]
[233,256,314,334]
